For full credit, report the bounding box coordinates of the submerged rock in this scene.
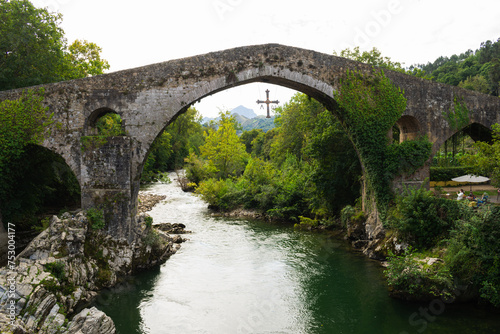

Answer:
[154,222,190,234]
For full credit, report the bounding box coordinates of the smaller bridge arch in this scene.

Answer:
[395,115,422,142]
[84,107,124,136]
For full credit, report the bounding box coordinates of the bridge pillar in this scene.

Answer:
[80,137,138,241]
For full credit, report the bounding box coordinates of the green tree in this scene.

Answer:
[334,47,405,71]
[240,129,263,154]
[0,0,65,90]
[0,0,109,91]
[388,186,463,249]
[96,113,125,136]
[141,107,205,183]
[446,206,500,307]
[164,107,205,169]
[62,39,110,79]
[271,93,361,215]
[142,131,173,183]
[200,111,249,179]
[271,94,325,164]
[334,46,429,78]
[250,128,276,160]
[458,75,489,94]
[416,37,500,96]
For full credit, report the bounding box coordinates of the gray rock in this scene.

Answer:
[67,307,115,334]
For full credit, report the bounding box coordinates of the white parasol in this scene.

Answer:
[451,174,490,191]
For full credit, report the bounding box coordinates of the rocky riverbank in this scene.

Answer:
[138,193,166,213]
[0,194,187,334]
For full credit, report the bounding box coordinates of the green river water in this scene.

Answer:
[92,178,500,334]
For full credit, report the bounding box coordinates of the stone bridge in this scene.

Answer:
[1,44,500,241]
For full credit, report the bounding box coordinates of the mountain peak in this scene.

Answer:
[230,105,257,119]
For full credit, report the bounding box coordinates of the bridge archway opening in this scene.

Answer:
[462,122,493,143]
[393,115,422,143]
[1,144,81,251]
[432,122,493,168]
[140,77,331,179]
[140,80,362,217]
[85,108,125,136]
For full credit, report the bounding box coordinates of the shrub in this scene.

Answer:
[184,152,208,185]
[143,229,164,253]
[430,166,473,181]
[45,261,66,282]
[388,185,465,248]
[195,178,244,211]
[294,216,319,230]
[445,206,500,306]
[340,205,365,228]
[384,248,454,300]
[87,207,105,229]
[144,216,153,228]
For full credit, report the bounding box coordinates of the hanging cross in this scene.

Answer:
[256,89,279,118]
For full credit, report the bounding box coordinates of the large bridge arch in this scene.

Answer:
[134,72,338,181]
[1,43,500,241]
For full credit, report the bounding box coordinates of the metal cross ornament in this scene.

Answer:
[256,89,279,118]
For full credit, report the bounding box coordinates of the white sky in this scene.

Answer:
[30,0,500,118]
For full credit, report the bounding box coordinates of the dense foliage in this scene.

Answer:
[0,89,51,205]
[388,186,464,249]
[142,107,205,183]
[414,37,500,96]
[200,111,249,179]
[0,0,109,91]
[445,206,500,307]
[430,166,472,181]
[386,203,500,307]
[334,47,429,78]
[385,247,454,301]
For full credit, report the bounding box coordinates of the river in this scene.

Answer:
[92,176,500,334]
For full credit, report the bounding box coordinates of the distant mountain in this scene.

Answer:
[200,106,275,132]
[231,105,257,119]
[201,116,214,124]
[232,113,249,124]
[240,115,275,132]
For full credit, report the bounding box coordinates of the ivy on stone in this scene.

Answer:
[333,68,431,211]
[442,96,472,131]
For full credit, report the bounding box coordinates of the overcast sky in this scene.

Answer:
[30,0,500,117]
